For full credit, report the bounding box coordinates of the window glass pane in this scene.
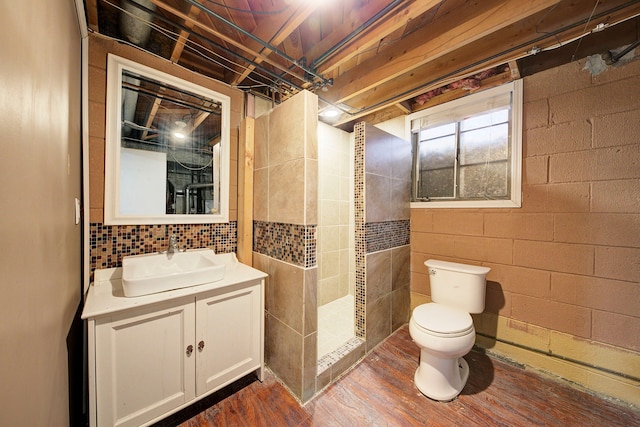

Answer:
[420,122,455,140]
[460,108,509,131]
[409,81,521,206]
[417,135,455,198]
[459,123,508,165]
[459,161,509,199]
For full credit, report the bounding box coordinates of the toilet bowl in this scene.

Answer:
[409,259,490,402]
[409,303,475,401]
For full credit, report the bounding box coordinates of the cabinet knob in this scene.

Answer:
[198,340,205,351]
[186,344,193,356]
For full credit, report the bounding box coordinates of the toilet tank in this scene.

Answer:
[425,259,491,314]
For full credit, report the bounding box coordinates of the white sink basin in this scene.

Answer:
[121,248,225,297]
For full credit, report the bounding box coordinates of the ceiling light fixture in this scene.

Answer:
[320,108,340,118]
[173,120,187,139]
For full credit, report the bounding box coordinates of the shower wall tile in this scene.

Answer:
[318,225,340,252]
[304,267,318,336]
[269,159,306,224]
[392,287,411,330]
[269,97,305,166]
[252,252,270,310]
[319,173,340,199]
[265,313,303,397]
[318,276,339,306]
[392,245,411,291]
[268,258,305,334]
[302,332,318,402]
[366,251,392,304]
[364,127,393,177]
[320,250,340,279]
[365,173,391,222]
[391,178,411,220]
[366,293,392,350]
[306,159,318,225]
[320,200,341,226]
[390,134,412,181]
[355,122,412,350]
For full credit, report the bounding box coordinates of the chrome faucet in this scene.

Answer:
[167,234,179,255]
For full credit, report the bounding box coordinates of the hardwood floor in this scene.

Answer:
[158,326,640,427]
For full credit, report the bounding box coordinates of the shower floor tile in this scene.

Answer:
[318,295,355,358]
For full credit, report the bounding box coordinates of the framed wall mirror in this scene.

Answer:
[105,54,230,225]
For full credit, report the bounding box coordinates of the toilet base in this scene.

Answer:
[414,352,470,402]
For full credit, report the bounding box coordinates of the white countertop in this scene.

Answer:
[82,252,267,319]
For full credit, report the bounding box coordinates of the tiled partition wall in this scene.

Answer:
[410,56,640,406]
[251,90,319,402]
[356,123,412,350]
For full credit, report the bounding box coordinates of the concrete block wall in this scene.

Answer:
[410,55,640,406]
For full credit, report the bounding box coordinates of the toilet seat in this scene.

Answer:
[412,303,473,337]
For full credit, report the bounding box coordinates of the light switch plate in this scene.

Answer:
[75,198,81,225]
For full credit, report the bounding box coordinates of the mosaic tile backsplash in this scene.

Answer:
[89,222,237,276]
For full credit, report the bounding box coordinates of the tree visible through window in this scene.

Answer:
[409,80,522,208]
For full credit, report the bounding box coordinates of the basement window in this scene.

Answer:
[408,80,522,208]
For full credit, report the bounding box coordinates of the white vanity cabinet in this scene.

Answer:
[93,297,196,427]
[83,254,266,427]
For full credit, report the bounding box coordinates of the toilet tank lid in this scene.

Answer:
[413,303,473,334]
[425,259,491,275]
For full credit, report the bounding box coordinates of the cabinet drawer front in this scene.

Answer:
[95,299,195,427]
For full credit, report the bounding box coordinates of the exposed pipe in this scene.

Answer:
[475,331,640,383]
[606,39,640,63]
[310,0,406,69]
[117,0,309,91]
[185,183,214,214]
[120,0,156,46]
[181,0,330,85]
[338,0,640,120]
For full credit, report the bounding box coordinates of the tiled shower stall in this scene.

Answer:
[252,91,412,402]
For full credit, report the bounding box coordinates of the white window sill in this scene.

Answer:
[410,198,521,209]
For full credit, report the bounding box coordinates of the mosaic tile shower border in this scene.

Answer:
[253,221,317,268]
[365,220,410,253]
[317,337,365,374]
[354,122,366,339]
[89,222,237,276]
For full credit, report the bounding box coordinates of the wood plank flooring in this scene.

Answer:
[156,325,640,427]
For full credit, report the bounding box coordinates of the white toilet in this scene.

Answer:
[409,259,490,401]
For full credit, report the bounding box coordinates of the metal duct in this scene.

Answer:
[120,0,156,47]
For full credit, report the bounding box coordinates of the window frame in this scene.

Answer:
[406,79,523,209]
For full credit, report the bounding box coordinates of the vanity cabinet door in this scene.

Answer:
[195,281,263,396]
[94,298,196,427]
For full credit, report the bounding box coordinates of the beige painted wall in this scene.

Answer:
[0,0,82,425]
[410,56,640,405]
